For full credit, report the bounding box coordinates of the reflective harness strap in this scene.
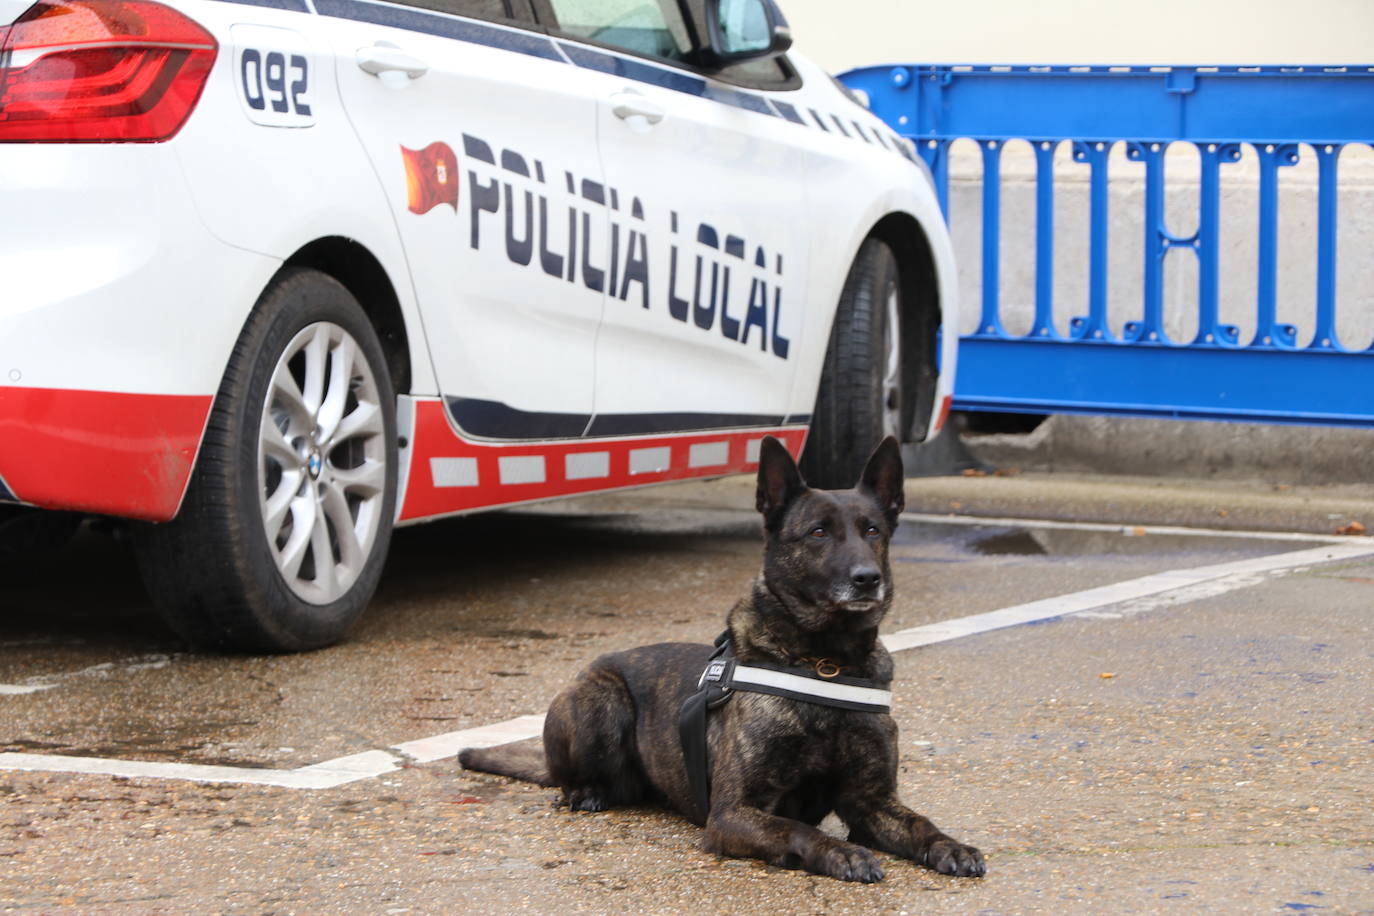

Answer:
[678,633,892,824]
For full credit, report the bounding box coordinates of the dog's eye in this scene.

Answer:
[863,525,881,538]
[809,527,828,539]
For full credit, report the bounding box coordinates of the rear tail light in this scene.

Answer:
[0,0,217,142]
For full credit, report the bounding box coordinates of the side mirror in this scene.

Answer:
[702,0,792,68]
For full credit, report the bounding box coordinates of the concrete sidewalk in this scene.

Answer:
[903,472,1374,537]
[572,470,1374,539]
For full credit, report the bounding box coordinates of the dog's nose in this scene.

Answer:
[851,567,881,591]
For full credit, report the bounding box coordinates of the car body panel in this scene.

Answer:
[579,44,810,432]
[169,0,440,396]
[317,0,607,430]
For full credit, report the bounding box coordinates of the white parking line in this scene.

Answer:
[0,720,549,790]
[879,540,1374,651]
[2,533,1371,789]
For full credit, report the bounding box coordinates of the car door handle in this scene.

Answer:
[610,90,665,125]
[357,43,428,83]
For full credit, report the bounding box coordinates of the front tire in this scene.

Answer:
[801,238,907,489]
[135,268,397,652]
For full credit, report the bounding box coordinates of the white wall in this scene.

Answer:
[779,0,1374,74]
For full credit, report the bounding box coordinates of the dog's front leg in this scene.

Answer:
[703,804,886,883]
[835,724,986,877]
[842,797,985,878]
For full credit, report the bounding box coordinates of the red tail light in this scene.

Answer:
[0,0,217,142]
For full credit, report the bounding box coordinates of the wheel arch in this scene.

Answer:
[867,212,943,442]
[282,237,413,397]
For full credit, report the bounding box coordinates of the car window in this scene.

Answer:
[544,0,692,61]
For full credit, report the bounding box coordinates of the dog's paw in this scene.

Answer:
[925,839,986,878]
[565,787,607,812]
[815,843,885,883]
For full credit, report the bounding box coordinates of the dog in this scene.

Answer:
[459,436,985,882]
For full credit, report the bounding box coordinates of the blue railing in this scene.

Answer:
[839,65,1374,427]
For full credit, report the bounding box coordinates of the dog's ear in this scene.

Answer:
[756,436,806,530]
[859,436,905,524]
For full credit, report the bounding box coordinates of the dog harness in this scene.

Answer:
[678,631,893,824]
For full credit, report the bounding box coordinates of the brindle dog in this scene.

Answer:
[460,436,985,882]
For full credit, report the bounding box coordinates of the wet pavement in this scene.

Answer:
[2,475,1372,913]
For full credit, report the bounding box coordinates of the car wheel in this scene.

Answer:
[801,237,906,490]
[135,268,397,652]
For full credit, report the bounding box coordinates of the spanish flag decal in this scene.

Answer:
[401,142,459,214]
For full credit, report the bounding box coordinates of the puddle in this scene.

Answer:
[971,530,1047,556]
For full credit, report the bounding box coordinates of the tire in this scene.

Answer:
[135,268,397,652]
[801,238,908,490]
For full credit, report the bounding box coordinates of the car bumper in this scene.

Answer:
[0,144,278,520]
[0,387,212,520]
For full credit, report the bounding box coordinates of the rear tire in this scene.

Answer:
[135,268,397,652]
[801,238,906,489]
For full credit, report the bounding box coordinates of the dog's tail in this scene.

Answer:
[458,736,555,786]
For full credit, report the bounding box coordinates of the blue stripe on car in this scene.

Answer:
[769,99,806,125]
[558,42,707,97]
[211,0,311,11]
[314,0,565,61]
[703,84,774,116]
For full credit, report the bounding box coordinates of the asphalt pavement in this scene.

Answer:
[1,472,1372,914]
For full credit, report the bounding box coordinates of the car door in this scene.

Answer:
[316,0,610,439]
[536,0,810,439]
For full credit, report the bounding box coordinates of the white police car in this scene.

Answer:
[0,0,957,651]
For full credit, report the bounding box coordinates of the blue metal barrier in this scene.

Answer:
[839,65,1374,427]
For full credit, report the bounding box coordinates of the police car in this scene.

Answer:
[0,0,958,651]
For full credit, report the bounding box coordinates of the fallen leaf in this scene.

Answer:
[994,467,1020,477]
[949,501,964,510]
[962,468,988,477]
[1131,526,1148,537]
[1337,521,1367,536]
[447,796,483,805]
[1216,509,1229,518]
[1099,672,1116,679]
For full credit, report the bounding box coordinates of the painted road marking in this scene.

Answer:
[2,533,1372,788]
[0,718,550,790]
[879,540,1374,652]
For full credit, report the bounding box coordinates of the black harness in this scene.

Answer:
[677,632,893,823]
